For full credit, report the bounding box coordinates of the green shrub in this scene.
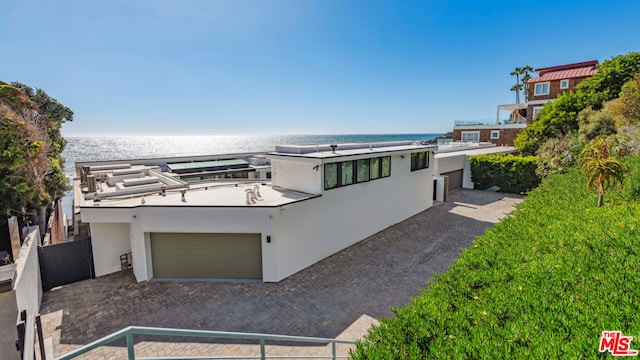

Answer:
[535,134,585,177]
[351,157,640,359]
[623,155,640,200]
[469,154,540,193]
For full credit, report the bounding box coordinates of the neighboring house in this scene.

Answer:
[452,122,525,147]
[453,60,599,146]
[525,60,598,123]
[76,141,436,283]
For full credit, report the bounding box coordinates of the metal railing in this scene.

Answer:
[454,120,499,126]
[55,326,356,360]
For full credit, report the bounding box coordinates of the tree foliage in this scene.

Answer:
[577,106,616,141]
[610,73,640,126]
[579,137,627,207]
[510,66,533,104]
[0,81,72,220]
[515,52,640,155]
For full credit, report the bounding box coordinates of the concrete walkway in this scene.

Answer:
[40,189,523,359]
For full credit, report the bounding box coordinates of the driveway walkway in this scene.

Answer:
[40,189,523,359]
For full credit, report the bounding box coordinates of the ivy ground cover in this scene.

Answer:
[352,156,640,359]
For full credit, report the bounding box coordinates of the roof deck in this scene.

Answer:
[84,183,315,208]
[167,159,250,173]
[270,141,436,159]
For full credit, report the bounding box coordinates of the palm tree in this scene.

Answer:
[579,137,627,207]
[510,66,534,104]
[510,67,523,104]
[521,65,533,102]
[510,83,523,104]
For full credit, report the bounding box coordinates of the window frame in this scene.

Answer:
[410,151,430,172]
[532,106,544,120]
[461,131,480,142]
[381,156,391,177]
[559,79,569,89]
[370,157,380,180]
[490,130,500,139]
[324,162,339,190]
[323,155,392,190]
[534,82,550,96]
[355,159,370,183]
[341,161,354,186]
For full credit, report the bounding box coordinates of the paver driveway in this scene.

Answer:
[40,189,523,359]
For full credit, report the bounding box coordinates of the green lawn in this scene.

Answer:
[351,156,640,359]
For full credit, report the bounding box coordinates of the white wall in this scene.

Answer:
[271,157,322,194]
[463,156,474,189]
[433,175,446,201]
[13,226,42,317]
[90,223,131,277]
[84,206,278,282]
[82,150,435,283]
[272,153,434,280]
[137,207,276,281]
[435,154,466,175]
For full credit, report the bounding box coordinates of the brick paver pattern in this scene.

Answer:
[40,189,523,359]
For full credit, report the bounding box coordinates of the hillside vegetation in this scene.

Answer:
[351,156,640,359]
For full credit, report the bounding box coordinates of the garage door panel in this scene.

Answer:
[442,170,463,190]
[150,233,262,279]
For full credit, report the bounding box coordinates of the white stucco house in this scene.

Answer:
[75,141,436,283]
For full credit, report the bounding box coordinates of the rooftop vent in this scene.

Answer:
[245,189,256,205]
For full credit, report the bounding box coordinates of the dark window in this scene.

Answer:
[382,156,391,177]
[341,161,354,186]
[324,156,391,190]
[411,151,430,171]
[324,163,338,189]
[370,157,380,180]
[356,159,370,183]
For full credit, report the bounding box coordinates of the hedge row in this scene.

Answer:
[351,156,640,359]
[469,154,540,194]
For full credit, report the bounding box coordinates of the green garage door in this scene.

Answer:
[150,233,262,280]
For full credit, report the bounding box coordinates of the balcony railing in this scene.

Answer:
[56,326,356,360]
[454,120,499,126]
[454,118,526,126]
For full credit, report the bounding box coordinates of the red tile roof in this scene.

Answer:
[528,60,598,84]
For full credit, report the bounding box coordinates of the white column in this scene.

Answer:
[261,210,278,282]
[130,214,150,281]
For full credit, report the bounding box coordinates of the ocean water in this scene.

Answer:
[61,134,442,217]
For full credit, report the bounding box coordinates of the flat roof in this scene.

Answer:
[83,183,315,208]
[270,141,436,160]
[435,146,517,158]
[167,159,249,171]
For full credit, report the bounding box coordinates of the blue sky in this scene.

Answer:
[1,0,639,136]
